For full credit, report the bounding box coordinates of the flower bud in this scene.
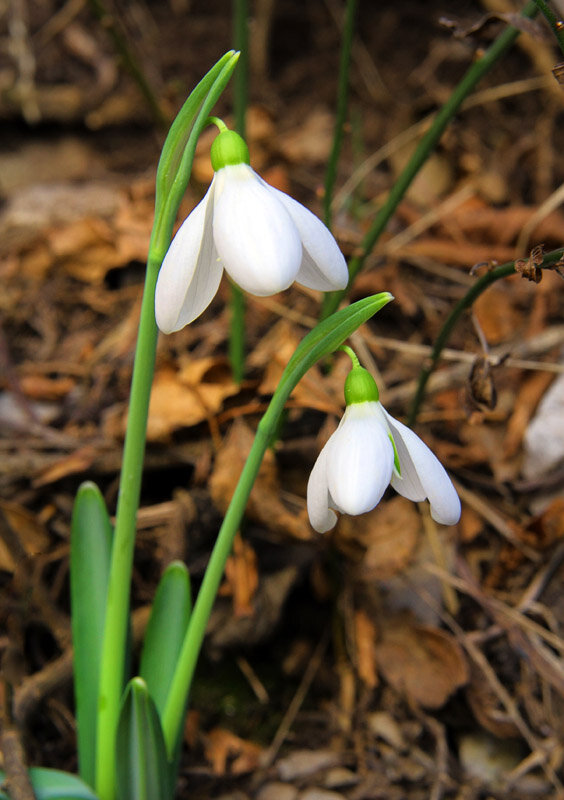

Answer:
[210,129,250,171]
[344,366,379,405]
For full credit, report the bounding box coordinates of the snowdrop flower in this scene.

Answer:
[155,126,348,333]
[307,351,461,533]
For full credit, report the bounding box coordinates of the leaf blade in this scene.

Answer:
[0,767,99,800]
[139,561,191,717]
[115,678,172,800]
[70,481,113,787]
[268,292,393,420]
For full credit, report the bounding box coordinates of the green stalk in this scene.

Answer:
[160,415,270,753]
[323,0,358,229]
[94,53,240,800]
[228,281,246,383]
[160,292,393,756]
[94,255,160,800]
[533,0,564,55]
[321,0,538,319]
[229,0,249,384]
[407,247,564,426]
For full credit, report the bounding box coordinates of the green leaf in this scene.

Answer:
[150,50,240,262]
[0,767,98,800]
[70,481,113,787]
[267,292,393,422]
[155,52,235,205]
[115,678,172,800]
[139,561,191,717]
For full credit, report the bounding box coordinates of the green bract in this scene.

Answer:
[210,129,250,170]
[344,366,379,405]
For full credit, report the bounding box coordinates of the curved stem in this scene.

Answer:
[338,343,360,368]
[321,0,538,319]
[207,116,229,133]
[323,0,358,230]
[407,248,564,427]
[160,291,393,757]
[161,415,271,755]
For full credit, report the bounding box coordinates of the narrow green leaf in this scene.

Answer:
[151,50,240,262]
[139,561,191,717]
[268,292,393,421]
[154,50,237,216]
[0,767,99,800]
[115,678,172,800]
[70,481,113,787]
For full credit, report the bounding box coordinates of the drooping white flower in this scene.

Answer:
[155,128,348,333]
[307,357,461,533]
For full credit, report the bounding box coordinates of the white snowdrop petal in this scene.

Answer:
[384,412,461,525]
[155,184,220,332]
[382,410,427,503]
[307,441,338,533]
[269,186,349,291]
[172,240,223,330]
[327,404,394,516]
[212,164,302,296]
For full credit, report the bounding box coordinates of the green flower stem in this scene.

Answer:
[533,0,564,56]
[229,0,249,384]
[207,116,229,133]
[95,253,160,800]
[338,344,360,369]
[407,247,564,427]
[161,291,393,756]
[229,281,246,383]
[94,52,241,800]
[323,0,358,229]
[161,414,270,754]
[321,0,538,319]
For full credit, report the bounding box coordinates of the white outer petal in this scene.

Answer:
[268,185,349,291]
[326,402,394,516]
[307,441,338,533]
[212,164,302,296]
[155,182,223,332]
[383,409,461,525]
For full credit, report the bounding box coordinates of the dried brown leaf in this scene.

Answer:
[466,662,520,738]
[401,237,516,267]
[375,619,469,708]
[473,285,523,344]
[146,359,239,440]
[0,501,50,571]
[354,608,378,689]
[503,371,554,458]
[344,497,421,581]
[19,374,76,400]
[277,107,334,164]
[219,532,259,617]
[447,204,564,247]
[209,418,312,540]
[204,727,263,775]
[253,320,341,415]
[32,445,98,487]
